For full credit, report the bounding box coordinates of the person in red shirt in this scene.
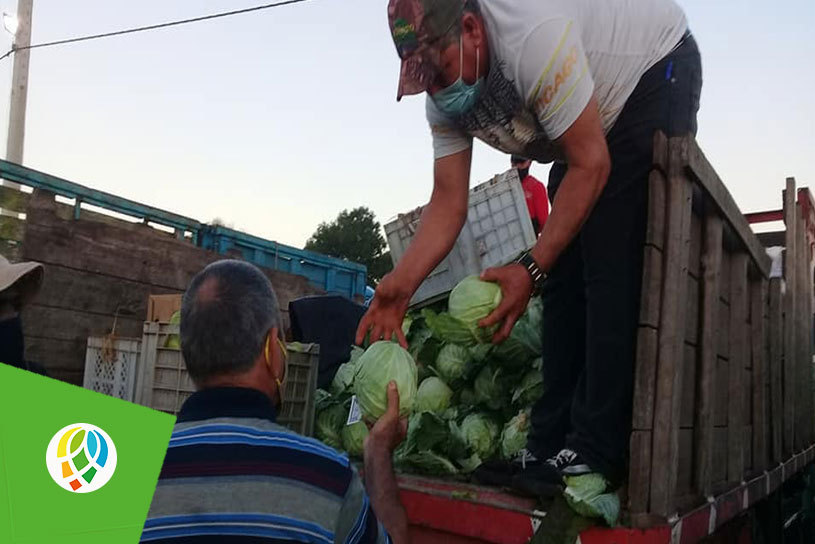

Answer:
[511,155,549,236]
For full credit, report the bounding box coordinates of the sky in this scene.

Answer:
[0,0,813,247]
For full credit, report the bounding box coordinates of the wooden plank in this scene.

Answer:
[794,206,811,449]
[689,212,702,279]
[632,326,660,430]
[769,278,783,464]
[718,299,730,360]
[685,275,700,346]
[0,214,24,242]
[0,184,29,213]
[744,425,754,471]
[783,179,797,457]
[677,428,695,497]
[646,169,667,250]
[681,342,697,428]
[751,278,768,470]
[21,304,144,342]
[713,426,728,484]
[719,249,732,304]
[728,253,749,483]
[715,357,730,427]
[694,212,723,497]
[639,245,663,328]
[628,430,652,514]
[684,139,772,277]
[649,137,694,517]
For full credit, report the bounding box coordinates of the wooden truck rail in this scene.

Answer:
[627,132,814,531]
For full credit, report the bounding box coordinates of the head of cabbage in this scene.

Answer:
[512,367,544,406]
[415,376,453,415]
[353,341,418,420]
[341,420,369,457]
[314,402,347,450]
[448,275,502,342]
[460,413,500,460]
[434,343,472,384]
[473,364,513,411]
[500,410,530,459]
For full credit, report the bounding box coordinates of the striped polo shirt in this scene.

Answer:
[141,387,389,543]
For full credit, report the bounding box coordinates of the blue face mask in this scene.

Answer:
[432,37,484,117]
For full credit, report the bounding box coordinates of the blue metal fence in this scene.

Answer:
[0,160,367,298]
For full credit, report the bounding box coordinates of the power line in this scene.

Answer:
[0,0,311,61]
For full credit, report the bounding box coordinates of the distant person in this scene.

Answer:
[0,255,47,375]
[142,260,408,544]
[511,155,549,236]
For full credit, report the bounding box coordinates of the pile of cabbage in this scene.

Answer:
[314,275,544,477]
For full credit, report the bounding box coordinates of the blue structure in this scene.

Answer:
[0,160,367,299]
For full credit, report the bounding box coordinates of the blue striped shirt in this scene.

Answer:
[141,387,389,544]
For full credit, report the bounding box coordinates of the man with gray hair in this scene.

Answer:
[142,259,409,543]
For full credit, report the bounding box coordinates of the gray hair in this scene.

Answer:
[180,259,281,384]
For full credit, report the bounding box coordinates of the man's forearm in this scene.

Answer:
[531,163,608,271]
[364,445,409,543]
[393,198,467,295]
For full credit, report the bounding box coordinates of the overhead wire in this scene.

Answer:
[0,0,311,61]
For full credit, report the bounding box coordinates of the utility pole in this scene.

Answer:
[6,0,33,165]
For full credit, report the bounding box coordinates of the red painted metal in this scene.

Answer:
[745,210,784,224]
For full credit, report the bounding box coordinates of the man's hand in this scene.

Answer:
[365,381,408,455]
[478,264,533,344]
[355,274,411,348]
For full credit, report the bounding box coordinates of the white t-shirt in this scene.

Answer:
[427,0,688,162]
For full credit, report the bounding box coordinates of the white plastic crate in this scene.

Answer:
[135,322,320,436]
[83,336,141,401]
[385,169,536,306]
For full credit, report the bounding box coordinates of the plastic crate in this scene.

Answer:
[135,322,320,436]
[385,169,536,306]
[83,336,141,401]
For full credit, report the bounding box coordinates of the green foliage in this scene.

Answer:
[304,206,392,283]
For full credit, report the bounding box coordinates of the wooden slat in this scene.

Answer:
[681,342,697,428]
[0,184,29,213]
[684,139,772,277]
[646,169,667,250]
[713,426,728,484]
[768,278,783,464]
[639,245,664,328]
[751,278,769,471]
[728,253,749,483]
[685,275,700,346]
[649,137,694,516]
[694,212,723,497]
[628,430,652,514]
[782,179,797,456]
[715,356,729,427]
[689,212,702,279]
[677,428,695,497]
[0,214,24,242]
[632,326,660,430]
[794,205,811,449]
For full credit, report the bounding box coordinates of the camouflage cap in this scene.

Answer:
[387,0,466,100]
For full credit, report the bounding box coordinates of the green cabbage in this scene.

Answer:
[511,296,543,356]
[512,367,544,406]
[421,308,476,346]
[460,413,499,460]
[434,343,472,384]
[165,310,181,349]
[500,410,530,459]
[314,402,347,450]
[341,420,369,457]
[415,377,453,415]
[564,473,620,526]
[448,275,502,342]
[473,364,512,411]
[353,341,418,420]
[330,346,364,396]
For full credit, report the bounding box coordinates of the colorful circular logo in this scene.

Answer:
[45,423,117,493]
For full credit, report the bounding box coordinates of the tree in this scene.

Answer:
[305,207,393,283]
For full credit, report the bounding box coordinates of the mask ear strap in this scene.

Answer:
[459,33,464,79]
[476,44,480,81]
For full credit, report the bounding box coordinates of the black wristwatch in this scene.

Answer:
[515,250,547,295]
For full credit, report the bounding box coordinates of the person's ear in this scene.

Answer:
[266,327,284,380]
[461,13,483,46]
